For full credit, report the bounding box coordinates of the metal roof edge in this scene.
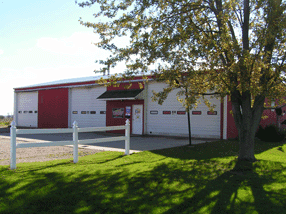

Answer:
[14,75,108,90]
[14,78,154,92]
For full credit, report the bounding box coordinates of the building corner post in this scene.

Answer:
[125,119,130,155]
[73,121,79,163]
[10,121,16,170]
[13,91,17,125]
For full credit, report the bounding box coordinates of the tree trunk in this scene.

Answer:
[238,126,256,161]
[231,91,265,162]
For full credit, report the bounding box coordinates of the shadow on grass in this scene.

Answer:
[0,157,285,213]
[165,160,286,213]
[150,139,286,161]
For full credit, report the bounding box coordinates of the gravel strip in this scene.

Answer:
[0,137,103,166]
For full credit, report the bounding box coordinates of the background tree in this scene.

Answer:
[78,0,286,162]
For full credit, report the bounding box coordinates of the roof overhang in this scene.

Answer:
[97,89,144,101]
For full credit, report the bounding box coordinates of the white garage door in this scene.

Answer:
[70,86,106,128]
[17,91,38,127]
[146,82,221,138]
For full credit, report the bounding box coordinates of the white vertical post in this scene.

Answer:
[10,121,17,170]
[73,121,79,163]
[125,119,130,155]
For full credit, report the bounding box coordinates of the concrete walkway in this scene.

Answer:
[0,131,218,153]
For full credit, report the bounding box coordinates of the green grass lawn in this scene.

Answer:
[1,139,286,214]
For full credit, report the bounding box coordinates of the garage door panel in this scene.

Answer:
[71,87,106,127]
[147,82,221,138]
[17,92,38,127]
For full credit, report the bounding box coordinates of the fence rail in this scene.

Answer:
[16,128,74,135]
[78,125,126,133]
[78,136,127,145]
[16,140,74,148]
[10,120,130,169]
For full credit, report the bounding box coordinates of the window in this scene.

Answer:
[100,111,106,114]
[150,110,158,114]
[18,111,22,114]
[112,108,124,118]
[177,111,186,115]
[192,111,201,115]
[163,111,171,115]
[90,111,96,114]
[72,111,78,114]
[207,111,217,115]
[34,111,38,113]
[81,111,87,114]
[23,111,28,114]
[29,111,33,113]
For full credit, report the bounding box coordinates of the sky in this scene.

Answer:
[0,0,125,116]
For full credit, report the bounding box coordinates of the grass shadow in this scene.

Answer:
[150,139,286,161]
[164,160,286,213]
[0,155,285,213]
[1,138,286,214]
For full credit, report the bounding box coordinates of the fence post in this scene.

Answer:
[73,121,79,163]
[10,121,16,170]
[125,119,130,155]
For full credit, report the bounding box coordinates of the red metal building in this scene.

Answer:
[13,75,286,139]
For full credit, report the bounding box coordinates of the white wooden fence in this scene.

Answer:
[10,119,130,169]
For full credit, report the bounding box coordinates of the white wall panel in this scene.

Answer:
[146,82,221,138]
[17,92,38,127]
[70,86,106,128]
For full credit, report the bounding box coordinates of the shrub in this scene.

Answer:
[0,117,13,126]
[256,124,285,142]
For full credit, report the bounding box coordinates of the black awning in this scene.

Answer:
[97,89,144,100]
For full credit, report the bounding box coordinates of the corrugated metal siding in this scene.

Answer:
[146,82,221,138]
[17,92,38,127]
[70,86,106,127]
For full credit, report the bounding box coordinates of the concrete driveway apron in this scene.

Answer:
[0,132,215,153]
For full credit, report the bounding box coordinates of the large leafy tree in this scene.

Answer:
[78,0,286,162]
